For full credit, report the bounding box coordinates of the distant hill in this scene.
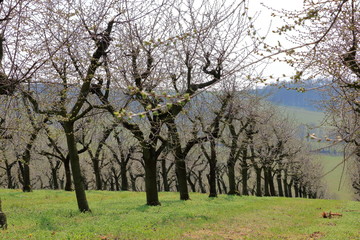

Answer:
[255,80,330,111]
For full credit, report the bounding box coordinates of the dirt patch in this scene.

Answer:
[323,222,336,226]
[184,227,252,239]
[309,231,325,239]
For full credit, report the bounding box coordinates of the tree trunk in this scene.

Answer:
[63,121,91,212]
[241,163,249,195]
[111,167,121,191]
[227,160,236,195]
[208,141,217,198]
[302,186,307,198]
[294,182,299,197]
[143,145,160,206]
[130,174,137,191]
[109,177,114,191]
[175,157,190,200]
[208,161,217,197]
[19,126,40,192]
[187,174,196,192]
[283,173,289,197]
[277,173,284,197]
[268,169,276,196]
[120,162,129,191]
[264,168,270,196]
[255,167,262,197]
[6,165,14,189]
[19,161,31,192]
[167,119,190,200]
[92,158,102,190]
[4,160,15,189]
[51,168,59,190]
[219,176,227,194]
[287,179,293,198]
[198,171,206,193]
[63,158,73,191]
[161,159,170,192]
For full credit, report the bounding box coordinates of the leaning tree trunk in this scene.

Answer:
[63,121,91,212]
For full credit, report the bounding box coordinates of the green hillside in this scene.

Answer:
[278,105,355,200]
[0,190,359,239]
[278,105,325,125]
[319,155,354,201]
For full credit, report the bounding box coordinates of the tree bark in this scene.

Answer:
[63,121,91,212]
[92,158,102,190]
[294,182,299,197]
[63,158,72,191]
[283,172,289,197]
[51,168,59,190]
[208,141,217,197]
[277,173,284,197]
[287,179,293,198]
[18,161,31,192]
[5,162,15,189]
[197,171,207,193]
[227,160,236,195]
[18,124,41,192]
[175,158,190,200]
[268,169,276,196]
[161,158,170,192]
[255,167,262,197]
[264,167,270,196]
[241,163,249,195]
[120,161,129,191]
[143,145,160,206]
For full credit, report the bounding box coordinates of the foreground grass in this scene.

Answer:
[0,189,359,239]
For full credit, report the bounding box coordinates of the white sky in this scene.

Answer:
[248,0,305,81]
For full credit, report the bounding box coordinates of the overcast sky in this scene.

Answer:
[248,0,305,81]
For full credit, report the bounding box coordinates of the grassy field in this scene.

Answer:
[0,190,359,239]
[278,105,325,125]
[317,154,355,201]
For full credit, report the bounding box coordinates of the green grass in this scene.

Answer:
[0,190,359,239]
[278,105,325,125]
[317,154,355,201]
